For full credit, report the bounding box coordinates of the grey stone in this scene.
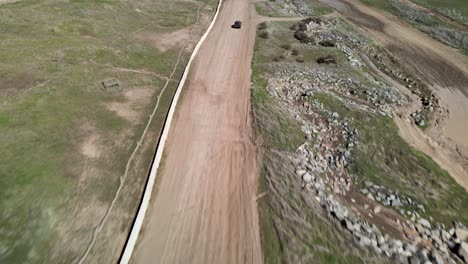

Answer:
[371,238,378,248]
[449,228,455,236]
[417,119,425,127]
[353,223,361,233]
[458,242,468,263]
[409,255,419,264]
[405,243,417,253]
[431,251,444,264]
[359,236,371,247]
[391,198,402,207]
[419,249,429,262]
[431,229,441,239]
[377,235,385,246]
[441,230,451,241]
[344,219,354,231]
[302,173,313,183]
[393,240,403,248]
[419,218,431,229]
[296,169,307,176]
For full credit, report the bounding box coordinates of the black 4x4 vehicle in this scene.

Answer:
[232,20,242,29]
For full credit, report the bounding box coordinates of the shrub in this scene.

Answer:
[258,22,267,30]
[319,39,336,47]
[317,55,336,64]
[291,49,299,56]
[259,31,269,39]
[281,44,292,50]
[294,32,313,43]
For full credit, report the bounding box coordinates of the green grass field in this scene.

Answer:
[0,0,215,262]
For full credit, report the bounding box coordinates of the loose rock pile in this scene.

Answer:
[298,16,445,127]
[301,18,365,67]
[270,72,468,262]
[359,181,427,220]
[268,68,405,117]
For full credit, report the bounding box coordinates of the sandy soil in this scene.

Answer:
[135,10,214,53]
[320,0,468,190]
[131,0,263,263]
[105,87,153,123]
[135,28,192,52]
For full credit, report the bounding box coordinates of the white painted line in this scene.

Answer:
[119,0,223,263]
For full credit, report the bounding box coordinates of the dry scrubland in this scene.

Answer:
[0,0,214,262]
[358,0,468,54]
[253,16,468,264]
[255,0,330,17]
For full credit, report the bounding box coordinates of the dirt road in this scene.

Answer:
[131,0,262,263]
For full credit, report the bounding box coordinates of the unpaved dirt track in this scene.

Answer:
[131,0,262,263]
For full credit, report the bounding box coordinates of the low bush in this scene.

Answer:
[317,55,336,64]
[294,31,313,43]
[281,43,292,50]
[259,30,269,39]
[319,39,336,47]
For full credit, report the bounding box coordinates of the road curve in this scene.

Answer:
[131,0,262,262]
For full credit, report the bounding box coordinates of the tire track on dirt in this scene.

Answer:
[131,0,263,262]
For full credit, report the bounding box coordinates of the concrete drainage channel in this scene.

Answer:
[119,0,224,263]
